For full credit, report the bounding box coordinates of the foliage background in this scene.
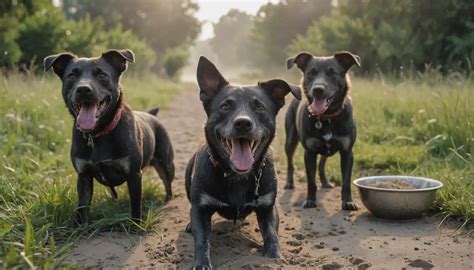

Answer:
[0,0,200,75]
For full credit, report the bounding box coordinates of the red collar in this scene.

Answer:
[309,104,346,120]
[92,105,123,139]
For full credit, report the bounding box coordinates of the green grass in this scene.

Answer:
[280,75,474,222]
[0,73,183,268]
[1,70,473,268]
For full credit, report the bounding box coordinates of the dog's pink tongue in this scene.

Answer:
[230,138,254,172]
[76,104,97,131]
[309,99,327,115]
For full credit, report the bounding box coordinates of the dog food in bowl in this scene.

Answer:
[353,176,443,220]
[366,179,417,190]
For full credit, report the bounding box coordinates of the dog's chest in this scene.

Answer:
[303,123,352,154]
[296,102,354,153]
[73,155,130,186]
[199,179,275,219]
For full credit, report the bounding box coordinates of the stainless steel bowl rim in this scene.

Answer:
[353,175,443,193]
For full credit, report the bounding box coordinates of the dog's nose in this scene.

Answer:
[312,85,326,96]
[233,116,253,132]
[75,86,93,97]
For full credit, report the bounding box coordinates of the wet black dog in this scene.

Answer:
[44,49,175,224]
[284,51,360,211]
[185,56,301,269]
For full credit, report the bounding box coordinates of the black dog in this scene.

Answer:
[185,56,301,269]
[284,51,360,211]
[44,49,175,224]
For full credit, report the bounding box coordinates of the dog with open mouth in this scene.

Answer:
[284,51,361,211]
[184,56,301,269]
[44,49,175,224]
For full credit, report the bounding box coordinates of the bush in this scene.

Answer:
[289,13,374,71]
[162,46,189,80]
[0,16,22,68]
[14,9,155,73]
[98,26,156,75]
[62,16,106,57]
[16,9,66,70]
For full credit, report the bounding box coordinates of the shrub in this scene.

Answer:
[98,26,156,74]
[0,16,22,68]
[62,16,106,57]
[15,10,155,74]
[16,9,66,70]
[162,46,189,80]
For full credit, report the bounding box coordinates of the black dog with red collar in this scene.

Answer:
[44,49,175,224]
[184,56,301,269]
[284,51,361,211]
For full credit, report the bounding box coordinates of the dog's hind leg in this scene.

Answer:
[284,100,299,190]
[318,156,334,188]
[152,161,174,201]
[152,123,175,201]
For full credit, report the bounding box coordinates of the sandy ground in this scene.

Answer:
[68,89,473,269]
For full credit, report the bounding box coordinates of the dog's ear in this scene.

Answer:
[101,49,135,74]
[287,52,313,71]
[334,51,361,70]
[44,53,77,78]
[197,56,228,104]
[258,79,302,109]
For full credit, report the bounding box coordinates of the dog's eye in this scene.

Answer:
[67,73,76,80]
[220,104,230,112]
[255,102,266,112]
[327,68,337,76]
[309,68,318,76]
[97,73,108,80]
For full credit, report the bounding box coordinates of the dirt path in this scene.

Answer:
[68,89,472,269]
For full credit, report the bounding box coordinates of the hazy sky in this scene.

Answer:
[194,0,278,40]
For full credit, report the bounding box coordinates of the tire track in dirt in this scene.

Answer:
[68,89,473,269]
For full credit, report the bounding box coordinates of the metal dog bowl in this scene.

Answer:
[353,176,443,220]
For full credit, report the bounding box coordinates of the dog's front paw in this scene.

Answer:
[192,264,212,270]
[284,182,294,189]
[265,245,281,258]
[303,199,317,208]
[342,201,358,211]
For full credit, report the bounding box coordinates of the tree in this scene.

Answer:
[62,0,201,73]
[290,0,474,74]
[0,0,53,18]
[250,0,332,70]
[210,9,253,67]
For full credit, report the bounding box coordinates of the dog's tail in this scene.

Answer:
[147,106,160,116]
